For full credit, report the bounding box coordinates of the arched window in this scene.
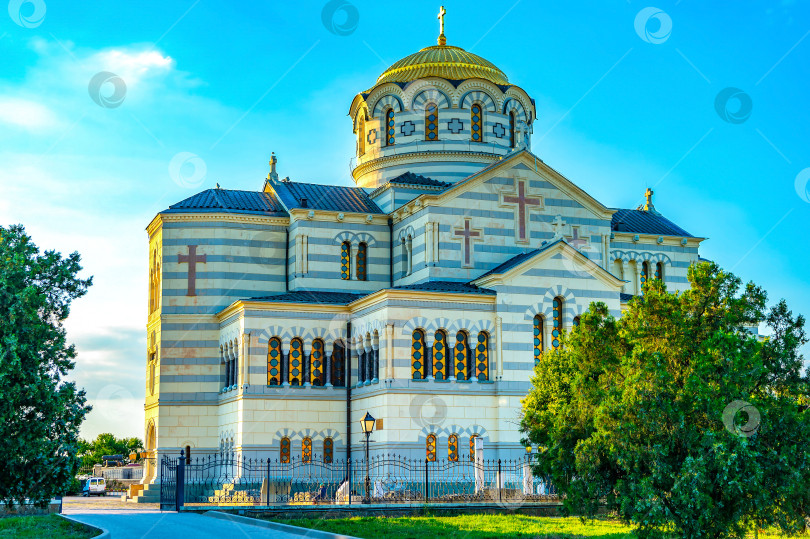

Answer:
[280,437,291,463]
[432,330,448,381]
[573,316,581,328]
[471,104,483,143]
[509,111,516,148]
[401,239,408,277]
[655,262,664,281]
[311,339,324,386]
[302,437,312,463]
[324,437,334,464]
[448,434,459,461]
[641,261,651,291]
[332,341,345,387]
[470,434,479,461]
[406,235,413,275]
[357,115,366,156]
[425,103,438,141]
[533,315,544,365]
[475,331,489,381]
[411,329,426,380]
[289,338,303,386]
[148,356,156,395]
[384,108,395,146]
[341,241,351,280]
[267,337,282,386]
[356,242,367,281]
[454,331,469,381]
[552,297,563,349]
[426,433,437,462]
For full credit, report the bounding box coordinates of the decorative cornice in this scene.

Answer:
[353,149,501,182]
[147,212,290,236]
[611,232,705,246]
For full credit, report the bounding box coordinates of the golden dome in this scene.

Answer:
[375,45,509,86]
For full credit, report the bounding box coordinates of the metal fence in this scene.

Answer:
[160,451,557,510]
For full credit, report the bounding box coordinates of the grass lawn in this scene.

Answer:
[273,514,810,539]
[0,514,98,539]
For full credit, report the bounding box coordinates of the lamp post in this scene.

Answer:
[360,411,375,504]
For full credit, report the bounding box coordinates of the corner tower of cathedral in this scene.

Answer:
[349,10,535,188]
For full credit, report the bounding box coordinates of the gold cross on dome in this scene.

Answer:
[437,6,447,45]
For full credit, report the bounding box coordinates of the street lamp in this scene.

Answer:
[360,411,375,504]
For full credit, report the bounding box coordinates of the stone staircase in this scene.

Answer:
[129,483,161,504]
[208,482,261,504]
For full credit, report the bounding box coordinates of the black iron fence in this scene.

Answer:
[159,451,558,510]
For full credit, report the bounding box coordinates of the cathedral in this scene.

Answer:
[142,10,703,484]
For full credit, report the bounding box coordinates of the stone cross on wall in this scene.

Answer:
[567,227,589,249]
[550,215,567,240]
[178,245,206,296]
[501,179,542,244]
[453,218,484,268]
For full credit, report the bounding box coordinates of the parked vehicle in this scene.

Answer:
[82,477,106,496]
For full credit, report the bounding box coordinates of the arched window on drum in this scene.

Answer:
[475,331,489,381]
[411,329,427,380]
[471,103,483,143]
[432,329,448,381]
[425,103,439,141]
[552,297,564,349]
[341,241,351,280]
[356,242,367,281]
[267,337,282,386]
[509,111,517,148]
[533,315,544,365]
[310,339,325,386]
[384,108,395,146]
[288,338,303,386]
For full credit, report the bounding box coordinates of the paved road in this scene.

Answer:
[62,497,310,539]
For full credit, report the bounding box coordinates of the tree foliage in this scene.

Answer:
[521,262,810,538]
[78,433,143,468]
[0,225,92,507]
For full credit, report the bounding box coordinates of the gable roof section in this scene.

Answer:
[409,149,615,221]
[394,281,495,295]
[165,188,287,216]
[248,291,364,305]
[389,172,452,189]
[271,180,383,214]
[612,208,693,237]
[472,238,625,290]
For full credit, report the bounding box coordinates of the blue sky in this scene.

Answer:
[1,1,808,440]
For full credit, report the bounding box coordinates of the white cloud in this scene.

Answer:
[0,97,60,130]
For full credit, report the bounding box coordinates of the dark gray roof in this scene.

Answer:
[620,293,636,302]
[388,172,451,189]
[394,281,495,295]
[475,240,562,279]
[273,181,382,214]
[611,209,693,237]
[166,189,287,216]
[248,291,363,305]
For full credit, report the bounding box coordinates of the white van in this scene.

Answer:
[82,477,106,496]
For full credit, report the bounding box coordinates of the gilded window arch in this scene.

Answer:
[470,434,479,461]
[509,111,516,148]
[475,331,489,381]
[448,434,459,461]
[411,329,426,380]
[552,297,564,349]
[432,329,448,381]
[341,241,351,280]
[302,437,312,463]
[425,102,439,140]
[471,103,483,142]
[311,339,325,386]
[324,437,334,463]
[454,330,469,381]
[267,337,282,386]
[289,338,303,386]
[357,114,366,156]
[384,107,395,146]
[426,433,437,462]
[280,437,291,463]
[533,315,544,365]
[356,242,367,281]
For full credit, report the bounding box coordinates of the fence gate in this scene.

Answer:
[160,455,177,511]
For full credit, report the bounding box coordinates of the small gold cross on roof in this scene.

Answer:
[437,6,447,45]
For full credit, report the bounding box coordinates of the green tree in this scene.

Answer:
[78,433,143,468]
[0,225,92,507]
[521,262,810,538]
